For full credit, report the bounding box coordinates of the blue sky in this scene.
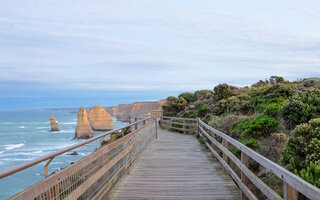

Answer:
[0,0,320,110]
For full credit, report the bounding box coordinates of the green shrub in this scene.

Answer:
[281,118,320,171]
[213,83,237,102]
[280,88,320,129]
[249,83,297,110]
[163,96,188,116]
[213,94,253,116]
[243,138,259,149]
[194,90,214,101]
[208,114,246,136]
[232,114,280,140]
[258,97,286,116]
[178,92,195,103]
[203,114,214,124]
[181,110,196,118]
[296,160,320,188]
[197,104,209,117]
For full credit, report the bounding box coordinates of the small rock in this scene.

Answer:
[67,151,78,156]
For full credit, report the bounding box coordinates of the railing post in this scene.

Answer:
[129,116,131,124]
[241,151,249,200]
[155,118,158,139]
[197,118,200,136]
[183,119,187,134]
[135,118,138,130]
[283,182,298,200]
[143,120,146,125]
[222,139,229,163]
[44,157,54,178]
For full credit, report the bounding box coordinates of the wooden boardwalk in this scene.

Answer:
[111,128,241,200]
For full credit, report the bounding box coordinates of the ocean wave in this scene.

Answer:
[0,122,16,124]
[0,151,3,154]
[36,126,50,129]
[18,126,25,129]
[59,129,74,133]
[4,143,25,150]
[60,122,76,125]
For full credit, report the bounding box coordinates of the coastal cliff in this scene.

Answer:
[75,107,93,139]
[106,106,117,116]
[49,115,60,132]
[106,100,166,122]
[88,105,113,131]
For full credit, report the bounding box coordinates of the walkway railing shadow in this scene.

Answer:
[159,116,320,200]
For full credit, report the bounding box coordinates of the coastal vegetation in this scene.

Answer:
[163,77,320,195]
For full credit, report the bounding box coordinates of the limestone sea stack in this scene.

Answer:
[88,105,114,131]
[75,107,93,139]
[49,115,60,132]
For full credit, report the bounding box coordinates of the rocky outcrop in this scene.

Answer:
[88,105,114,131]
[75,107,93,139]
[106,106,117,116]
[49,115,60,132]
[106,100,166,122]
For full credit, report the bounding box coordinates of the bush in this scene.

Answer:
[194,90,214,101]
[178,92,195,103]
[249,83,297,109]
[163,96,188,116]
[213,94,253,116]
[181,110,196,118]
[281,118,320,171]
[258,97,286,116]
[213,83,237,102]
[208,114,246,135]
[203,114,214,124]
[243,138,259,149]
[197,104,209,117]
[296,160,320,188]
[280,88,320,129]
[232,114,280,140]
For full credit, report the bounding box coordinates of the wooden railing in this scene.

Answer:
[160,116,320,200]
[0,117,157,200]
[129,110,163,123]
[159,116,198,135]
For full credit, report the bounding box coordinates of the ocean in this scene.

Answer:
[0,109,127,199]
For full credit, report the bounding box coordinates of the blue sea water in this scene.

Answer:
[0,109,127,199]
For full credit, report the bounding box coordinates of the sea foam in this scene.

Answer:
[5,143,25,150]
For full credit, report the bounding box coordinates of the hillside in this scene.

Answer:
[162,76,320,195]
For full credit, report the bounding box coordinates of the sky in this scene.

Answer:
[0,0,320,110]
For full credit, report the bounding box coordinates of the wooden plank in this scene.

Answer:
[111,129,240,200]
[199,126,282,200]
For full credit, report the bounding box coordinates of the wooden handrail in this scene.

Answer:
[160,116,320,200]
[0,117,153,179]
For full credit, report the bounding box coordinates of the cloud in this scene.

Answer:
[0,0,320,94]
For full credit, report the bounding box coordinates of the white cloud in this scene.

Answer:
[0,0,319,92]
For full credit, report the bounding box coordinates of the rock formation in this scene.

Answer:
[49,115,60,132]
[75,107,93,139]
[106,100,167,122]
[106,106,117,116]
[88,105,114,131]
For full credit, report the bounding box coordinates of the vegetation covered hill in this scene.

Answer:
[162,76,320,193]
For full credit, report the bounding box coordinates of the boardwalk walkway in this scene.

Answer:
[111,128,240,200]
